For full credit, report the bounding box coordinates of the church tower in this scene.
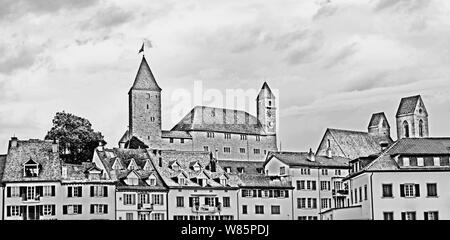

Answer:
[395,95,429,139]
[129,56,162,147]
[368,112,390,138]
[257,82,276,135]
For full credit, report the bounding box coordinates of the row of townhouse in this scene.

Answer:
[0,137,294,220]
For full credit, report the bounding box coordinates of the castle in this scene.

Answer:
[118,56,278,161]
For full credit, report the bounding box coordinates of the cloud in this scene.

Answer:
[285,31,325,65]
[81,5,135,31]
[324,42,359,68]
[0,45,42,75]
[373,0,431,12]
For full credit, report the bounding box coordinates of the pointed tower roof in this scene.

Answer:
[368,112,390,129]
[396,95,427,117]
[129,56,161,92]
[256,82,275,100]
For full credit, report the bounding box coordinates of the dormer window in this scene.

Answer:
[191,162,201,171]
[143,160,152,171]
[146,174,157,186]
[24,159,40,177]
[171,161,181,171]
[220,179,227,186]
[197,178,206,187]
[112,159,124,170]
[127,159,139,170]
[124,171,139,186]
[179,177,186,185]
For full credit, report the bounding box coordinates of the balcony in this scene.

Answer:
[137,203,153,211]
[191,205,220,214]
[332,189,348,197]
[21,194,41,203]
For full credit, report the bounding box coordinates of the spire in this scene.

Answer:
[130,56,161,92]
[257,82,275,100]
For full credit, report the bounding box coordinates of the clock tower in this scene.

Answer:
[257,82,277,135]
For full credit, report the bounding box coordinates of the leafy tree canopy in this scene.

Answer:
[45,111,105,164]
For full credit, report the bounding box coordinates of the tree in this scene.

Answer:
[45,111,105,164]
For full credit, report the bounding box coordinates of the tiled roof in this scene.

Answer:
[2,140,62,182]
[161,130,192,139]
[119,130,130,143]
[327,128,393,160]
[61,162,115,183]
[218,160,265,174]
[265,151,350,168]
[229,173,292,189]
[171,106,265,135]
[150,150,239,189]
[130,56,161,92]
[0,155,6,183]
[96,148,166,190]
[256,82,275,100]
[363,138,450,171]
[396,95,421,116]
[368,112,390,128]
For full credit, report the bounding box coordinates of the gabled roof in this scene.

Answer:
[229,173,292,189]
[324,128,393,160]
[396,95,426,117]
[61,162,113,183]
[256,82,275,100]
[119,130,130,143]
[368,112,390,129]
[171,106,265,135]
[0,155,7,183]
[2,139,62,182]
[264,151,350,169]
[218,160,265,174]
[129,56,161,92]
[161,130,192,139]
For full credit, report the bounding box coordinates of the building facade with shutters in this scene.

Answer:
[322,138,450,220]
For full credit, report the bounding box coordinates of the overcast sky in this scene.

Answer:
[1,0,450,154]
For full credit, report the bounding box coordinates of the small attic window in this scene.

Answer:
[127,159,139,170]
[143,160,152,171]
[147,175,156,186]
[24,159,40,177]
[192,162,201,171]
[112,159,123,170]
[125,173,139,186]
[179,176,186,185]
[171,162,180,171]
[220,178,227,186]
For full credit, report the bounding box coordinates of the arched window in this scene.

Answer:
[403,121,409,138]
[419,120,424,137]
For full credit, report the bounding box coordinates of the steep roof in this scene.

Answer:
[256,82,275,100]
[396,95,423,116]
[150,150,239,189]
[2,139,62,182]
[129,56,161,92]
[264,151,350,169]
[119,130,130,143]
[61,162,115,184]
[0,155,6,183]
[219,160,265,174]
[326,128,393,160]
[229,174,292,189]
[368,112,390,129]
[171,106,265,135]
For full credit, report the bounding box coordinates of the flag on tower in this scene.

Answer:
[138,42,144,54]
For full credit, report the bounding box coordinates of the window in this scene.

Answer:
[43,205,55,216]
[424,211,439,220]
[382,184,393,197]
[321,169,328,175]
[434,157,440,166]
[224,147,231,153]
[239,148,246,154]
[176,197,184,207]
[297,198,306,209]
[242,190,251,198]
[23,160,39,177]
[271,205,280,215]
[354,189,358,202]
[91,186,108,197]
[139,193,150,204]
[419,120,424,137]
[125,213,133,220]
[203,146,209,152]
[401,211,416,220]
[364,185,368,200]
[207,132,215,138]
[189,197,200,207]
[124,194,136,205]
[297,180,305,190]
[242,205,248,214]
[298,216,307,220]
[335,169,341,175]
[91,204,108,214]
[7,206,21,217]
[150,117,155,122]
[224,133,231,139]
[300,168,310,175]
[427,183,437,197]
[237,167,245,173]
[68,186,83,198]
[7,186,20,198]
[320,181,330,191]
[153,213,164,220]
[417,157,424,166]
[307,198,317,209]
[401,184,419,198]
[63,205,82,215]
[334,181,342,191]
[240,134,247,140]
[43,186,54,197]
[383,212,394,220]
[152,194,164,205]
[253,149,261,154]
[148,177,156,186]
[223,197,230,207]
[321,199,329,209]
[224,167,231,173]
[403,157,410,166]
[403,121,409,138]
[255,205,264,214]
[205,197,215,206]
[256,136,260,141]
[180,139,184,144]
[280,167,285,175]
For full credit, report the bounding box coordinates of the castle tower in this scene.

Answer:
[368,112,390,138]
[256,82,276,135]
[396,95,429,139]
[129,56,162,147]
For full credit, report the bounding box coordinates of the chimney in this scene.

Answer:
[119,142,125,149]
[52,139,59,153]
[307,148,315,162]
[215,148,219,160]
[10,136,18,148]
[380,141,389,151]
[326,147,332,159]
[210,153,217,172]
[97,141,104,152]
[158,157,162,168]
